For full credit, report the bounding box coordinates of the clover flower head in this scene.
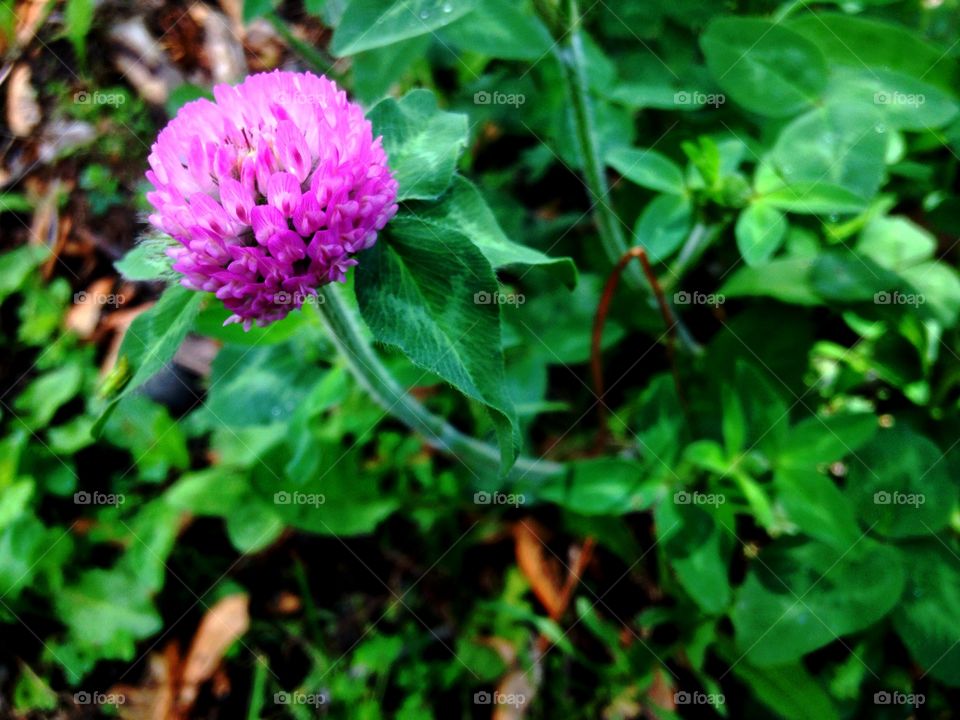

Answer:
[145,70,398,328]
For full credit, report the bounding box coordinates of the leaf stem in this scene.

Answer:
[315,283,565,483]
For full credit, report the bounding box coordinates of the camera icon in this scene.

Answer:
[74,491,91,505]
[874,91,891,105]
[874,691,892,704]
[74,691,92,704]
[474,690,492,704]
[74,90,90,104]
[474,90,491,105]
[674,490,691,505]
[274,691,291,704]
[274,291,292,305]
[874,291,891,304]
[673,291,691,305]
[674,691,691,704]
[473,291,491,304]
[673,91,691,105]
[474,491,491,505]
[274,491,291,505]
[874,490,891,505]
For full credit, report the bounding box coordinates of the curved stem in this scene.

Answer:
[315,283,565,483]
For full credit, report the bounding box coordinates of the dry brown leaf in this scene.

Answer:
[14,0,54,48]
[513,519,565,619]
[492,669,535,720]
[110,642,179,720]
[109,17,184,104]
[190,5,246,84]
[177,594,250,712]
[7,63,40,136]
[646,668,676,718]
[65,277,115,339]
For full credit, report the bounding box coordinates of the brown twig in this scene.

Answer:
[591,247,682,449]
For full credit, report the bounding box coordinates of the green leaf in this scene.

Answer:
[729,660,839,720]
[367,89,468,201]
[775,413,878,469]
[843,427,956,538]
[332,0,476,56]
[605,146,686,196]
[893,541,960,687]
[774,467,860,550]
[64,0,94,65]
[735,202,787,267]
[439,0,551,60]
[772,103,887,202]
[722,258,821,306]
[352,35,430,103]
[355,220,519,472]
[856,216,936,271]
[535,459,659,515]
[242,0,276,22]
[700,17,827,118]
[114,239,175,281]
[787,13,956,91]
[809,249,897,303]
[13,364,84,430]
[758,182,868,215]
[399,176,577,288]
[657,501,731,614]
[634,193,692,263]
[732,538,905,665]
[0,245,49,303]
[93,285,204,436]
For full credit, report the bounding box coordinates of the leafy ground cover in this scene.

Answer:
[2,0,960,718]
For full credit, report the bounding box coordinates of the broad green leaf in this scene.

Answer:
[332,0,476,56]
[809,250,897,303]
[439,0,551,60]
[0,245,49,302]
[730,660,839,720]
[352,35,430,103]
[856,216,936,271]
[634,193,692,263]
[774,467,860,550]
[104,396,189,482]
[700,17,827,118]
[242,0,276,21]
[901,261,960,326]
[536,459,659,515]
[13,364,83,430]
[893,541,960,687]
[399,176,576,288]
[732,538,905,665]
[657,501,731,614]
[605,146,686,195]
[775,413,878,469]
[93,285,203,436]
[773,102,887,202]
[843,427,956,538]
[787,13,957,91]
[722,258,821,306]
[367,89,468,201]
[355,221,519,472]
[758,182,868,215]
[736,202,787,267]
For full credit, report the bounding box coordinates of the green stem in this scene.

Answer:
[315,284,565,483]
[555,0,644,289]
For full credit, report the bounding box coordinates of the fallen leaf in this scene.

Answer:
[177,593,250,712]
[513,519,565,619]
[7,63,40,136]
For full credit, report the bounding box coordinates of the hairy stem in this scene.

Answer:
[315,283,565,483]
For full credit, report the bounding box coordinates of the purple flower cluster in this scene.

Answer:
[146,71,398,328]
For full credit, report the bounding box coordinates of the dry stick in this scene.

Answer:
[591,247,683,449]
